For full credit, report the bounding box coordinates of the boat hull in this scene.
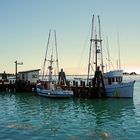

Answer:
[36,88,73,98]
[105,81,135,98]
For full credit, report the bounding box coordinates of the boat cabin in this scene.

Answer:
[103,70,123,85]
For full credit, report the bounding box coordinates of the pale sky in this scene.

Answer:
[0,0,140,75]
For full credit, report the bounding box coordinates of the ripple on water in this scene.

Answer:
[0,90,140,139]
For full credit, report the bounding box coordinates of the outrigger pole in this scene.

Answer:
[42,29,51,81]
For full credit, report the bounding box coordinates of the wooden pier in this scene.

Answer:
[61,80,105,98]
[0,80,36,93]
[0,67,106,98]
[0,79,106,98]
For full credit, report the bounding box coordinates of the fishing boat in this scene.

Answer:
[36,82,73,98]
[103,70,135,98]
[87,15,135,98]
[36,30,73,98]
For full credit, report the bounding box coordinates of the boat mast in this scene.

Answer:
[95,35,98,70]
[87,14,94,85]
[42,30,51,81]
[48,55,53,82]
[98,16,104,73]
[93,34,102,70]
[54,30,59,76]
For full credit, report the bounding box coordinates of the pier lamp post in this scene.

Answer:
[15,60,23,82]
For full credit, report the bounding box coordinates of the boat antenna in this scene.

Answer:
[117,32,121,69]
[87,14,94,85]
[54,30,59,76]
[98,16,104,73]
[42,29,51,81]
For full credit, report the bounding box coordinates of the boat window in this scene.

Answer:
[108,78,111,85]
[116,77,122,82]
[120,77,122,82]
[116,77,119,82]
[112,77,115,82]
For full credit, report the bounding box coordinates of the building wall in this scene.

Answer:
[27,71,39,83]
[19,70,39,83]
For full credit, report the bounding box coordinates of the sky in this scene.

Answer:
[0,0,140,75]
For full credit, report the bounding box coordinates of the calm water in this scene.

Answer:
[0,76,140,140]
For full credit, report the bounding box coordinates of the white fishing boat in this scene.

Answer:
[36,82,73,98]
[36,30,73,98]
[36,59,73,98]
[103,70,135,98]
[87,15,135,98]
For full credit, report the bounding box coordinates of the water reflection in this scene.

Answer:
[0,92,138,139]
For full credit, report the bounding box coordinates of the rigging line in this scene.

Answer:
[107,54,116,70]
[78,25,91,75]
[98,15,104,73]
[104,37,115,71]
[91,41,95,69]
[54,30,59,76]
[90,63,95,73]
[87,14,94,85]
[50,43,54,63]
[109,56,115,70]
[106,37,111,71]
[42,29,51,81]
[76,25,91,75]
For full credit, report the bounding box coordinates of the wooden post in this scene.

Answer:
[92,67,106,98]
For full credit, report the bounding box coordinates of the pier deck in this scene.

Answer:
[0,80,105,98]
